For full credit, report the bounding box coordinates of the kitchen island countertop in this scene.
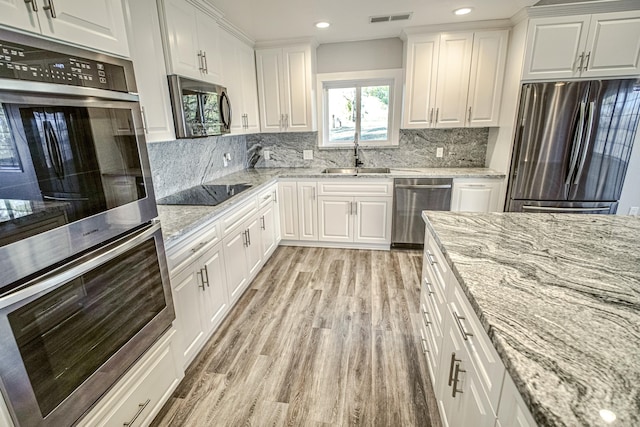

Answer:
[422,211,640,427]
[158,167,504,246]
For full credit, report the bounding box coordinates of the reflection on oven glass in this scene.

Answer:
[7,237,166,418]
[0,107,22,171]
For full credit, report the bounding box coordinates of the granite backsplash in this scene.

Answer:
[148,128,489,198]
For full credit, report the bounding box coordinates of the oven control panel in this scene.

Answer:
[0,39,128,92]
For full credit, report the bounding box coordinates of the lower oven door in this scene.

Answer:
[0,222,174,427]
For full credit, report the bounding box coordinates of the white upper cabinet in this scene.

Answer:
[123,0,175,143]
[159,0,221,83]
[256,43,316,133]
[523,10,640,80]
[0,0,129,56]
[219,28,260,134]
[403,29,508,129]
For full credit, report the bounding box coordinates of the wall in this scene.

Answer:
[246,129,488,169]
[618,128,640,215]
[316,38,403,73]
[147,135,247,199]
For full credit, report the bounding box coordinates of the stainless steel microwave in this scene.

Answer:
[167,75,231,138]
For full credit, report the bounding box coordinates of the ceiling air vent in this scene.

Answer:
[370,12,412,24]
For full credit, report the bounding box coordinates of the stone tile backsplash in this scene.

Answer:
[149,128,488,198]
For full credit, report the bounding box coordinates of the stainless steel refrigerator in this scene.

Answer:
[506,79,640,214]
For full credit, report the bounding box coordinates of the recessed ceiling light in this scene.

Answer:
[454,7,473,16]
[315,21,330,29]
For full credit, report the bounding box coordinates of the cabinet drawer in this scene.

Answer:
[421,278,445,335]
[221,196,258,236]
[258,184,277,208]
[423,241,450,301]
[448,277,505,409]
[317,180,393,196]
[166,221,221,274]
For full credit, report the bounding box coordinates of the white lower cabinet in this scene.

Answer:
[279,181,299,240]
[259,201,278,259]
[78,328,182,427]
[318,196,392,246]
[298,181,318,241]
[451,178,503,212]
[421,231,537,427]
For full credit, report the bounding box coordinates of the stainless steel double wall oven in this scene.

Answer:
[0,29,174,426]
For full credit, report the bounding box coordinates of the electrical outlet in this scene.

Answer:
[630,206,639,216]
[263,150,271,160]
[223,152,231,167]
[436,147,444,158]
[303,150,313,160]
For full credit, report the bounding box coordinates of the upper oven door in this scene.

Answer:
[0,90,157,292]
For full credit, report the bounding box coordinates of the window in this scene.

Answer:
[317,70,402,147]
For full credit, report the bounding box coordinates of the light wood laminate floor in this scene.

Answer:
[152,246,441,426]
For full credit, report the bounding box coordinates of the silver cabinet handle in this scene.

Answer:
[423,278,434,296]
[583,51,591,71]
[279,114,284,131]
[24,0,38,12]
[435,108,439,124]
[197,51,204,72]
[242,230,248,247]
[190,241,208,253]
[421,337,428,354]
[43,0,56,17]
[577,52,584,72]
[262,194,271,201]
[426,250,437,265]
[349,201,354,215]
[246,229,251,246]
[202,51,208,74]
[448,352,461,386]
[429,107,434,124]
[261,215,265,230]
[467,106,472,123]
[421,304,431,326]
[196,270,205,290]
[453,311,473,341]
[140,106,148,134]
[273,191,277,203]
[123,399,151,426]
[202,265,210,288]
[452,363,466,398]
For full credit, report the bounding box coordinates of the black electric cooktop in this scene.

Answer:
[157,184,252,206]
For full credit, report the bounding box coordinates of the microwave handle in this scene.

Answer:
[220,91,232,130]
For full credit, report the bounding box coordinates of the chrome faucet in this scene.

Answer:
[354,133,363,168]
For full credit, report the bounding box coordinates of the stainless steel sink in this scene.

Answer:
[322,167,390,175]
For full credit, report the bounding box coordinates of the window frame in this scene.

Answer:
[316,69,403,148]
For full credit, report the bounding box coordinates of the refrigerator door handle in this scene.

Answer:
[522,205,611,213]
[574,101,596,185]
[565,101,586,185]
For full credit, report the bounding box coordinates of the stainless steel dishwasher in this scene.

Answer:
[391,178,452,248]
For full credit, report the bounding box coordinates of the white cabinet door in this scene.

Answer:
[223,229,250,304]
[245,215,263,279]
[259,202,277,259]
[0,0,40,33]
[497,374,538,427]
[467,30,509,127]
[297,182,318,241]
[200,244,229,333]
[162,0,201,80]
[37,0,129,56]
[582,11,640,78]
[239,42,261,133]
[256,48,285,132]
[451,179,503,212]
[523,15,590,80]
[403,33,440,128]
[318,197,352,243]
[171,265,206,367]
[354,197,392,244]
[279,182,299,240]
[437,316,468,427]
[219,28,244,133]
[124,0,175,143]
[282,44,314,131]
[434,32,473,128]
[196,11,221,84]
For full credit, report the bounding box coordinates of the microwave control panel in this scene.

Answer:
[0,39,128,92]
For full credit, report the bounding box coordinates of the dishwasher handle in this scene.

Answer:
[395,184,452,190]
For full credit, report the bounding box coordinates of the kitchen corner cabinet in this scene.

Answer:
[317,181,393,246]
[403,29,508,129]
[78,328,182,427]
[451,178,503,212]
[279,181,300,240]
[159,0,221,84]
[0,0,129,56]
[123,0,175,142]
[523,11,640,80]
[255,44,316,132]
[219,28,260,134]
[258,185,280,259]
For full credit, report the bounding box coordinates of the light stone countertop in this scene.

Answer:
[158,167,505,246]
[422,211,640,427]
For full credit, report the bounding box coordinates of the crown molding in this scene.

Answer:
[401,19,512,39]
[525,0,640,18]
[185,0,223,20]
[254,37,319,49]
[217,19,255,47]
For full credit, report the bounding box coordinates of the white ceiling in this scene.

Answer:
[210,0,539,44]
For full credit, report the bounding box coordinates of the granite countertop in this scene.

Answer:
[422,211,640,427]
[158,167,505,246]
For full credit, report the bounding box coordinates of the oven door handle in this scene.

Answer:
[0,222,163,308]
